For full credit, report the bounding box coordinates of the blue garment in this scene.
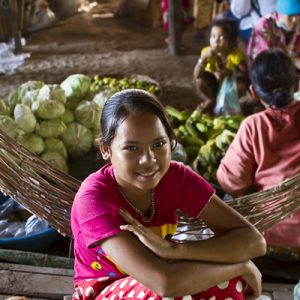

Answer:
[276,0,300,15]
[224,10,252,43]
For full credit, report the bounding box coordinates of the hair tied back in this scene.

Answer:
[272,87,283,94]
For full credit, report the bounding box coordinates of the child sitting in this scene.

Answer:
[193,18,249,116]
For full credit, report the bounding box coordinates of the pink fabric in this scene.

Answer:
[71,161,215,285]
[73,275,245,300]
[217,101,300,247]
[161,0,194,32]
[247,12,300,65]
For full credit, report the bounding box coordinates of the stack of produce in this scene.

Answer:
[166,105,244,184]
[0,74,160,174]
[91,76,161,96]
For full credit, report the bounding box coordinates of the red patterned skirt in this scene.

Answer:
[73,276,245,299]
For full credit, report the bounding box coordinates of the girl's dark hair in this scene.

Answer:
[210,17,239,47]
[97,89,177,150]
[250,48,297,109]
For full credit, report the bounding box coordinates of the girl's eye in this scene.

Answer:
[154,141,166,148]
[126,146,137,151]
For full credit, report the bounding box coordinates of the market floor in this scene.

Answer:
[0,0,203,110]
[0,1,298,299]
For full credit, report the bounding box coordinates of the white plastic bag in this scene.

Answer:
[214,72,241,116]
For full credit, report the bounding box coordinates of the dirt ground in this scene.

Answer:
[0,0,206,110]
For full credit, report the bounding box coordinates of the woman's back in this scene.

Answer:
[217,101,300,193]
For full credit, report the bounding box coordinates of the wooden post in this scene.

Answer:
[19,0,26,34]
[168,0,182,55]
[9,0,22,53]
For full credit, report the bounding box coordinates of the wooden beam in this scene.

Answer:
[168,0,182,55]
[0,262,74,299]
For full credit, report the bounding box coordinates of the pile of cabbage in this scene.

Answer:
[0,74,114,173]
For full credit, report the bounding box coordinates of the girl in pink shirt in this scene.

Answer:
[217,49,300,257]
[71,89,266,299]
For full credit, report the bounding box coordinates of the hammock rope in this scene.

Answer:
[0,128,299,238]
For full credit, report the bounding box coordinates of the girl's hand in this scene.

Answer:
[119,207,174,259]
[215,68,232,81]
[242,260,263,300]
[201,47,214,61]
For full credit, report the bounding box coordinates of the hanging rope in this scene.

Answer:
[0,127,299,238]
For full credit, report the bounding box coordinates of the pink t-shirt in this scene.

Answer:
[71,161,214,283]
[217,101,300,247]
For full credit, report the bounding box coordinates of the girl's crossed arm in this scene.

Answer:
[119,195,266,263]
[99,194,266,298]
[101,222,262,299]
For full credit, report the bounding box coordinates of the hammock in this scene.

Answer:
[0,128,300,238]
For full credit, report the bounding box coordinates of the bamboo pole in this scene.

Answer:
[168,0,182,55]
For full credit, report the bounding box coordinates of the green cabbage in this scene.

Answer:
[44,138,68,159]
[14,104,37,133]
[60,109,75,124]
[41,151,69,173]
[17,133,45,155]
[65,100,80,112]
[0,99,11,116]
[0,116,19,138]
[37,84,67,104]
[61,122,93,157]
[7,81,44,110]
[75,100,101,129]
[35,120,67,138]
[31,99,65,120]
[92,87,115,108]
[60,74,91,102]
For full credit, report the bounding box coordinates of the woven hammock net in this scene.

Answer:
[0,128,300,239]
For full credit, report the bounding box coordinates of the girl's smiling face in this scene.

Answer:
[209,25,229,54]
[102,112,172,194]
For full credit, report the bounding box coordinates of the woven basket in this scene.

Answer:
[0,127,300,239]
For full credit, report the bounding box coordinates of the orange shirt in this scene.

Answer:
[217,101,300,247]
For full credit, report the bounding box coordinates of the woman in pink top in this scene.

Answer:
[247,0,300,69]
[71,89,266,300]
[217,49,300,256]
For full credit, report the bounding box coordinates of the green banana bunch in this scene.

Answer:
[165,105,244,184]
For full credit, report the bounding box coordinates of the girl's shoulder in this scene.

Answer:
[78,163,115,194]
[200,45,211,55]
[169,161,192,174]
[165,161,203,183]
[84,163,113,181]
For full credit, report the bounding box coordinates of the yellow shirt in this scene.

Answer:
[200,46,246,74]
